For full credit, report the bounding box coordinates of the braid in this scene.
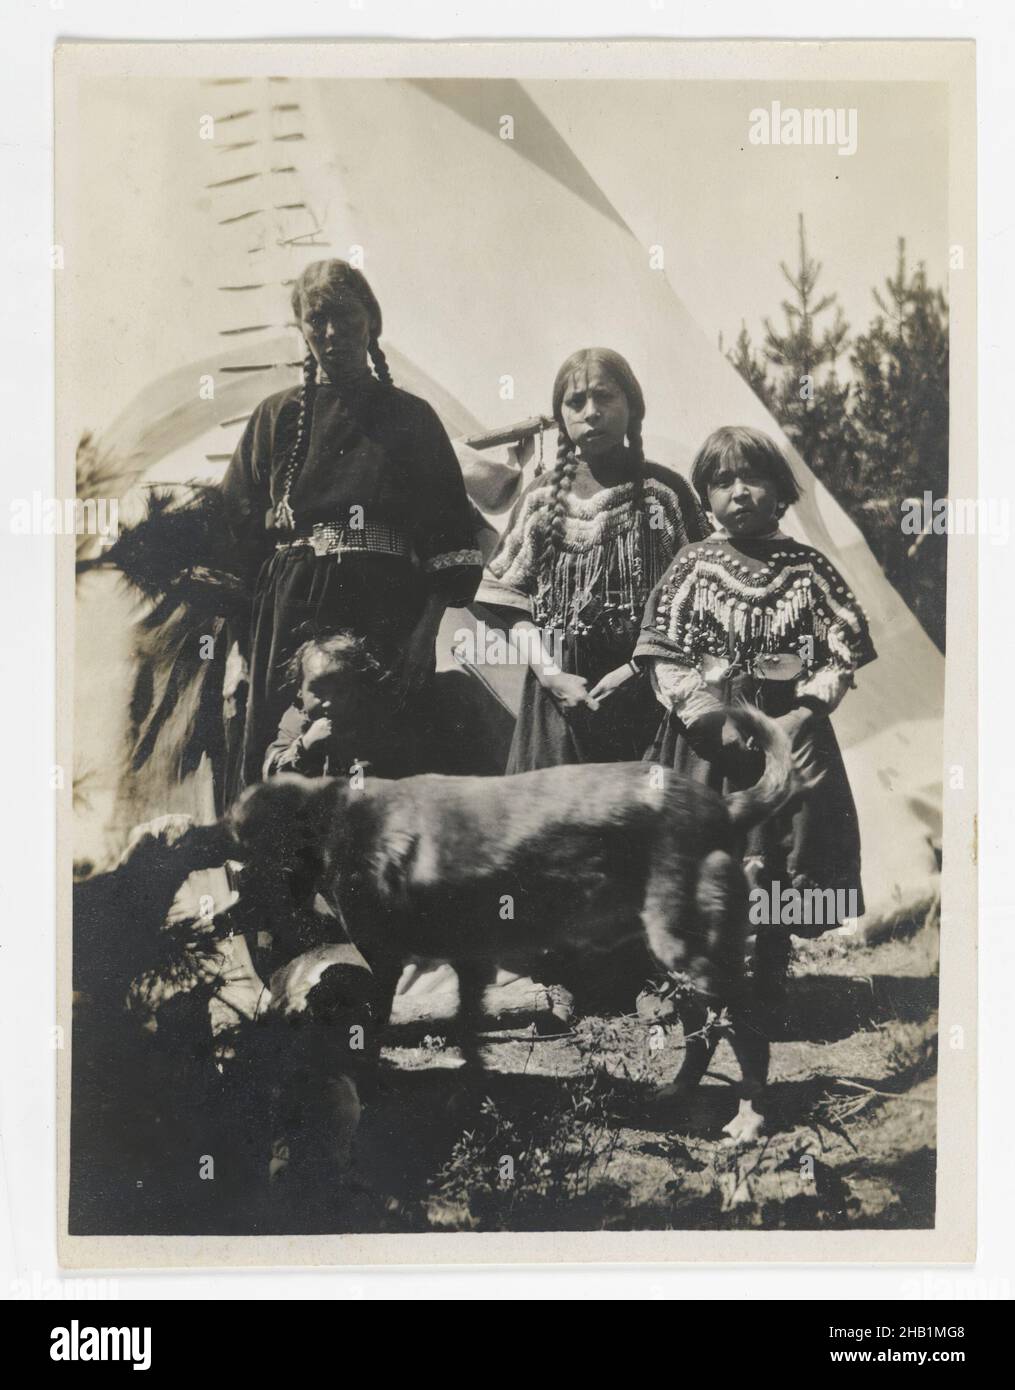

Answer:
[625,415,649,608]
[549,434,580,549]
[274,353,317,529]
[295,351,318,448]
[626,415,646,508]
[368,336,394,387]
[533,432,578,623]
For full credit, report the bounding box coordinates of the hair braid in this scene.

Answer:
[368,336,394,387]
[549,435,580,548]
[625,414,649,608]
[626,415,646,506]
[533,433,579,623]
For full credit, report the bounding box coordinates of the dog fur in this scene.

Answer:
[226,704,810,1138]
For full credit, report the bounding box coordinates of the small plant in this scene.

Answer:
[429,1062,626,1230]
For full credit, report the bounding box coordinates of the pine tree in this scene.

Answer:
[850,239,949,649]
[725,221,949,653]
[726,322,775,411]
[759,213,858,494]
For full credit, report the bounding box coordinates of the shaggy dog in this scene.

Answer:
[226,704,811,1141]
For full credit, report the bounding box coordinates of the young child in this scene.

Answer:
[634,425,877,953]
[253,631,391,983]
[477,348,708,770]
[264,632,373,780]
[263,630,420,782]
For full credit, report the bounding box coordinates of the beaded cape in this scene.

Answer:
[635,533,877,675]
[477,462,708,633]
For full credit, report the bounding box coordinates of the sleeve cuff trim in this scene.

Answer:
[424,549,484,573]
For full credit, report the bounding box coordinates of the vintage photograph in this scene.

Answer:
[56,41,976,1264]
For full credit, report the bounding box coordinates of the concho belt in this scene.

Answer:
[278,519,410,560]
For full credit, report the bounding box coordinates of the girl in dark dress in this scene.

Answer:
[220,260,483,795]
[634,426,877,945]
[477,348,708,772]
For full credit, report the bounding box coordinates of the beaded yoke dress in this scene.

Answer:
[634,531,877,925]
[476,458,708,770]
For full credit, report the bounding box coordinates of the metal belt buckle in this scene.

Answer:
[310,523,342,559]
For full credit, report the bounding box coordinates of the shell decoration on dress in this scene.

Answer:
[642,537,877,676]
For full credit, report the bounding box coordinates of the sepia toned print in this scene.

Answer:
[55,40,976,1266]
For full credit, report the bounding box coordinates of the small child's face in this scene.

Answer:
[707,462,782,537]
[299,658,358,720]
[298,652,382,768]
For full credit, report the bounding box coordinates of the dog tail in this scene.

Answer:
[722,703,821,834]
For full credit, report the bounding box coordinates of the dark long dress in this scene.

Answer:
[476,459,708,771]
[634,532,878,929]
[220,373,482,796]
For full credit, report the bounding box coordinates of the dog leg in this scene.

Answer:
[342,945,402,1109]
[453,958,493,1072]
[652,994,724,1107]
[671,996,723,1089]
[434,959,495,1127]
[642,859,714,1110]
[644,849,747,1115]
[644,849,747,1001]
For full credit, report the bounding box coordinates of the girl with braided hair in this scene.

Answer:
[221,259,482,796]
[477,348,708,771]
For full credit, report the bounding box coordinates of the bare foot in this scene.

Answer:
[721,1098,766,1144]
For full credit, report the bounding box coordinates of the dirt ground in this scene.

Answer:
[348,918,939,1233]
[69,913,939,1236]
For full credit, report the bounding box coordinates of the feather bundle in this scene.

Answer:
[91,483,252,812]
